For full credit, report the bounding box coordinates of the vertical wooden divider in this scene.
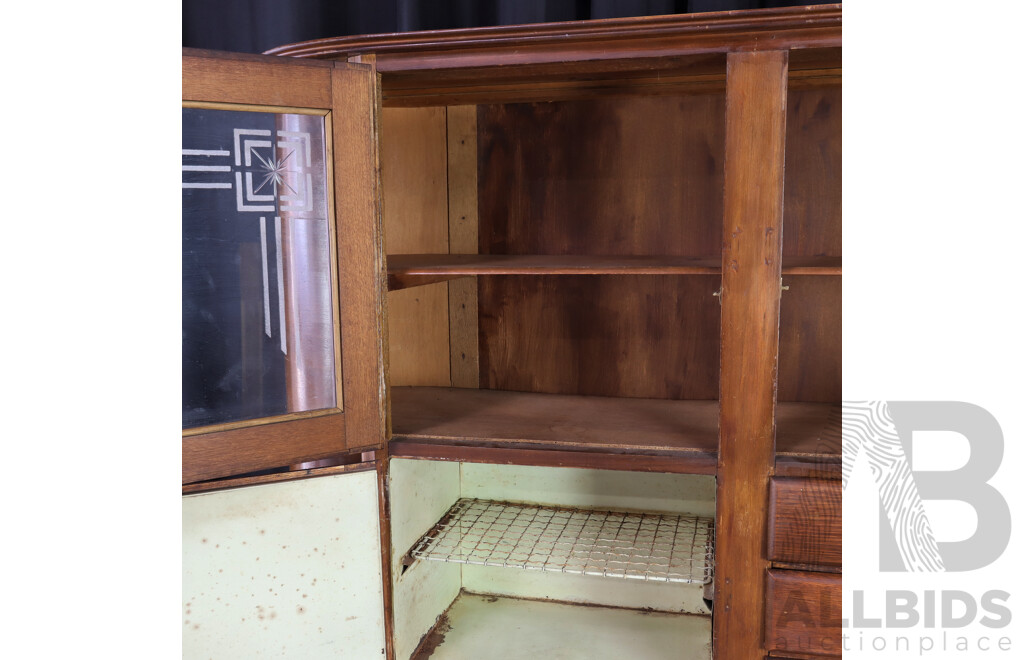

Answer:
[342,54,395,660]
[333,59,388,451]
[714,50,788,660]
[446,105,480,388]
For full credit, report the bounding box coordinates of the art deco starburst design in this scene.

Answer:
[251,147,298,197]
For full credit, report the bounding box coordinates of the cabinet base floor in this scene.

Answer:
[411,592,711,659]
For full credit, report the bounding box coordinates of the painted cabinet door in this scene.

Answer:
[182,50,386,484]
[183,468,386,658]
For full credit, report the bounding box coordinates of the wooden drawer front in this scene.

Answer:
[769,477,841,568]
[765,569,841,657]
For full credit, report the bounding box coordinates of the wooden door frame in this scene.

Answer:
[182,50,386,484]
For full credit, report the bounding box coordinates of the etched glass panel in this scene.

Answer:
[182,108,336,429]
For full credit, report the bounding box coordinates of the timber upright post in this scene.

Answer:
[714,49,789,660]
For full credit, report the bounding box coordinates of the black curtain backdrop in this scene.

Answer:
[183,0,832,54]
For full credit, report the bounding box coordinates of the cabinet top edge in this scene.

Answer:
[264,4,842,67]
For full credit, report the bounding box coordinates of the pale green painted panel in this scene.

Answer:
[393,560,461,660]
[388,458,462,660]
[460,463,715,517]
[183,471,385,659]
[388,458,461,570]
[462,565,710,614]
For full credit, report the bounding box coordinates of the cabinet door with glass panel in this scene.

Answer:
[182,50,385,484]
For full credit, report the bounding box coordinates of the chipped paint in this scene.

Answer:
[411,593,710,659]
[410,611,451,659]
[183,471,385,659]
[387,459,716,658]
[390,459,462,660]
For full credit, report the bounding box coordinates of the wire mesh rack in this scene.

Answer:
[408,498,715,584]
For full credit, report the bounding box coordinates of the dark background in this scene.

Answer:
[183,0,832,54]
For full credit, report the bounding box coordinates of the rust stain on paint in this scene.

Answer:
[412,612,452,659]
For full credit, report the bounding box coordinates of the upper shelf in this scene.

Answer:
[387,254,841,290]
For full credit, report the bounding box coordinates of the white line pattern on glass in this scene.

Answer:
[181,165,231,172]
[181,149,230,157]
[260,217,271,338]
[233,129,271,167]
[275,216,287,355]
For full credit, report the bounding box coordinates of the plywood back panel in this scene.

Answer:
[783,84,841,259]
[381,106,451,387]
[476,95,724,400]
[381,107,449,255]
[778,83,841,403]
[479,275,720,399]
[478,95,724,257]
[387,284,452,387]
[778,276,841,402]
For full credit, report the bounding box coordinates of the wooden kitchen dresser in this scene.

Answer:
[182,5,842,659]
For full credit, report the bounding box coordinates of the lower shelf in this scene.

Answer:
[412,593,712,660]
[409,498,714,584]
[390,386,841,468]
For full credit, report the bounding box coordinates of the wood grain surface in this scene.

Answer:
[765,569,842,657]
[390,386,837,460]
[183,413,347,484]
[387,254,840,289]
[381,106,451,387]
[333,64,389,452]
[478,95,723,258]
[778,276,841,402]
[769,478,842,568]
[478,275,722,400]
[266,5,841,78]
[783,84,842,261]
[390,439,718,475]
[182,53,380,483]
[474,94,724,400]
[714,49,789,660]
[446,105,481,389]
[183,48,333,108]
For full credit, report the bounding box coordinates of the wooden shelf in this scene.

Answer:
[390,387,839,473]
[387,254,841,290]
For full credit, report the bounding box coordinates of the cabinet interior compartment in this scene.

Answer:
[389,458,715,660]
[776,81,842,471]
[381,91,841,464]
[382,94,727,461]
